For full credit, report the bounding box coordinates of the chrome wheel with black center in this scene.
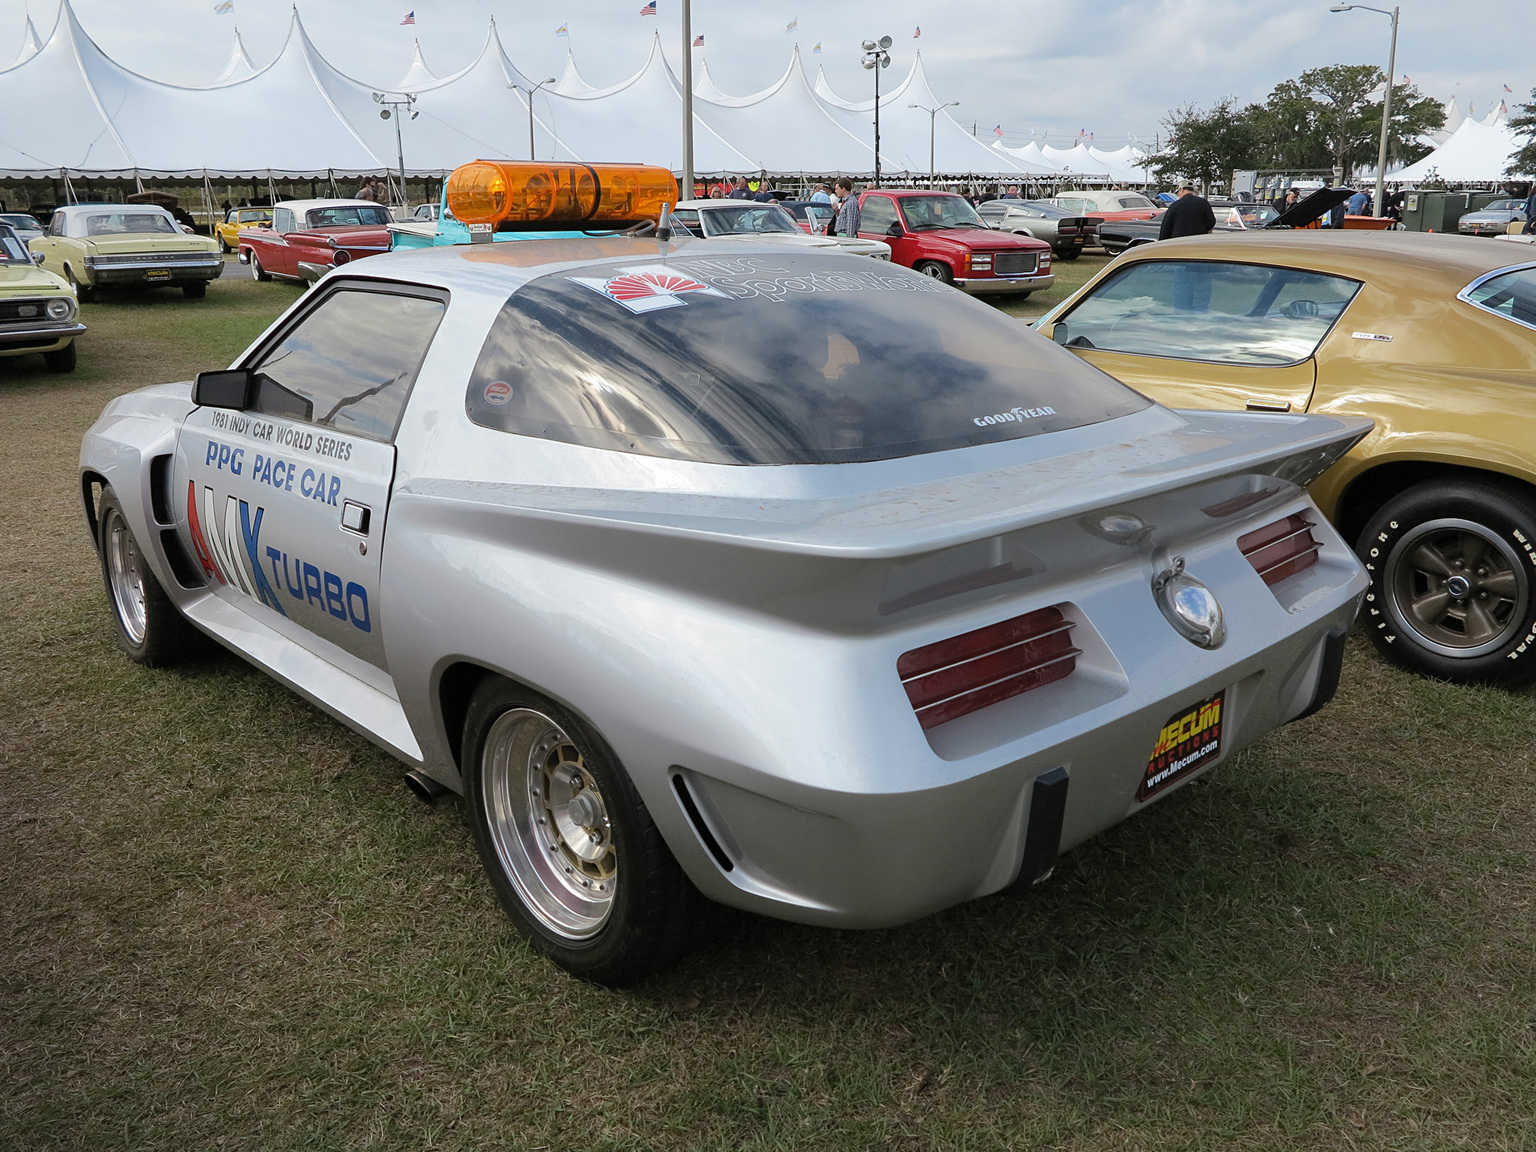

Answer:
[1359,480,1536,686]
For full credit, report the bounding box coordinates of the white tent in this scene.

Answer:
[1391,117,1529,183]
[0,1,1052,180]
[6,14,42,70]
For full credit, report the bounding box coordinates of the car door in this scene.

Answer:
[1040,258,1363,413]
[857,194,912,263]
[173,279,448,671]
[30,211,66,272]
[262,207,299,276]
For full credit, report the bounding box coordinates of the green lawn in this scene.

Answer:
[3,263,1535,1151]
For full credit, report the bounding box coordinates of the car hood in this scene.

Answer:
[0,262,70,292]
[910,226,1033,248]
[1267,188,1354,229]
[1461,210,1513,221]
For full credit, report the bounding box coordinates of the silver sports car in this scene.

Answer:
[80,237,1370,983]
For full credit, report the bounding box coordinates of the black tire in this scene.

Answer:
[1100,242,1127,256]
[1053,245,1082,261]
[249,251,271,282]
[914,260,953,285]
[43,341,77,372]
[66,267,95,303]
[182,281,207,299]
[96,487,205,668]
[461,677,703,985]
[1358,480,1536,686]
[220,237,233,254]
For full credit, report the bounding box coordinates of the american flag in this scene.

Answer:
[693,34,703,47]
[913,26,921,38]
[993,125,1003,137]
[641,1,656,15]
[400,11,415,25]
[1504,84,1514,93]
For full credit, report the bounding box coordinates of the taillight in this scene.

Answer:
[1239,513,1321,587]
[899,605,1079,730]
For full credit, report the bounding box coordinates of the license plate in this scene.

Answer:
[1139,690,1225,801]
[145,268,172,280]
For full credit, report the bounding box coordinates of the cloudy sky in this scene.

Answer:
[5,0,1532,146]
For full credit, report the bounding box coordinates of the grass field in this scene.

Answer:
[3,261,1535,1151]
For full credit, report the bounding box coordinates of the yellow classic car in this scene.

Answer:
[1036,231,1536,686]
[214,206,273,253]
[30,203,223,301]
[0,221,83,372]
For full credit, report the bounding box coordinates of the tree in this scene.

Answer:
[1253,66,1442,180]
[1507,89,1536,178]
[1149,98,1260,189]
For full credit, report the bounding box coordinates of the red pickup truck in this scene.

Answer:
[855,190,1054,296]
[237,199,393,284]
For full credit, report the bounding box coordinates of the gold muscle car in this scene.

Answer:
[30,204,223,301]
[1037,231,1536,686]
[214,206,273,253]
[0,222,83,372]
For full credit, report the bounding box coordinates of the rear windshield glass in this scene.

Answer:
[306,205,392,228]
[85,213,176,236]
[0,227,26,261]
[466,252,1149,465]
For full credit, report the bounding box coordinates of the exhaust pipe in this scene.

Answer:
[403,769,449,805]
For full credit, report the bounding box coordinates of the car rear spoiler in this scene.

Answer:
[397,411,1371,561]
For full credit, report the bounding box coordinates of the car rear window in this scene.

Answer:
[1461,266,1536,331]
[85,213,176,236]
[466,253,1150,465]
[1057,260,1361,366]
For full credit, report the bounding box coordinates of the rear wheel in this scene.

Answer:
[43,342,76,373]
[182,281,207,299]
[462,678,702,985]
[96,487,205,668]
[914,260,953,285]
[219,236,233,254]
[249,251,271,282]
[1054,245,1082,261]
[1359,480,1536,686]
[65,267,95,303]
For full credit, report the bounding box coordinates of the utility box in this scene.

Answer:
[1401,190,1471,233]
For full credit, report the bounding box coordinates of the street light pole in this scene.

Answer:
[509,78,557,161]
[682,0,695,200]
[908,101,959,186]
[1331,3,1400,217]
[861,37,892,186]
[371,91,418,205]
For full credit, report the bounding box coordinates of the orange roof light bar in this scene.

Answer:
[446,160,678,228]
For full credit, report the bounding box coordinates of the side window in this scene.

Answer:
[669,209,701,233]
[273,208,294,233]
[1059,261,1362,366]
[50,214,66,237]
[1461,267,1536,330]
[247,287,447,441]
[859,195,899,235]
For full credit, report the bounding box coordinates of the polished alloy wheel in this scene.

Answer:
[1385,517,1527,657]
[105,511,149,646]
[481,707,616,939]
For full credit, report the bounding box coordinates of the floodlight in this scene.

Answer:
[878,35,892,48]
[372,91,383,103]
[380,109,391,119]
[861,39,876,50]
[881,55,890,67]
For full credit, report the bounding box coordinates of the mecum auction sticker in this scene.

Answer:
[1138,690,1225,802]
[483,380,513,406]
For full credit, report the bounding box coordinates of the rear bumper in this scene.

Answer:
[956,272,1055,294]
[89,260,224,285]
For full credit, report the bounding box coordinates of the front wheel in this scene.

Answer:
[96,487,205,667]
[249,252,271,282]
[43,342,77,372]
[914,260,953,285]
[1358,480,1536,686]
[462,679,702,985]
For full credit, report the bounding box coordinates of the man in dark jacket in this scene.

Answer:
[1158,186,1216,239]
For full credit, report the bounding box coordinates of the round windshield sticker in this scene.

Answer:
[483,381,513,406]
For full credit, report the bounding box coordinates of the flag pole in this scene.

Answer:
[681,0,695,200]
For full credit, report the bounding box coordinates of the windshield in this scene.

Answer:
[896,195,985,231]
[237,209,272,223]
[305,205,392,228]
[0,226,27,261]
[1216,204,1279,227]
[466,253,1149,465]
[85,212,176,236]
[698,204,800,236]
[1117,196,1154,210]
[0,213,40,231]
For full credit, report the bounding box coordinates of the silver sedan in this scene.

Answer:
[80,238,1369,983]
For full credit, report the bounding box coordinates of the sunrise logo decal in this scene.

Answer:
[570,265,730,314]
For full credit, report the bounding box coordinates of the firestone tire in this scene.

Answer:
[461,677,703,985]
[1358,479,1536,687]
[914,260,953,285]
[96,487,206,668]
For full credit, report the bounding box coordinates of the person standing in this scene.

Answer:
[833,178,860,237]
[1158,185,1216,239]
[727,177,751,200]
[1522,185,1536,235]
[809,183,834,205]
[1347,188,1370,216]
[752,178,778,203]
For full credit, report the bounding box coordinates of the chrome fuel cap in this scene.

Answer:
[1154,556,1226,649]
